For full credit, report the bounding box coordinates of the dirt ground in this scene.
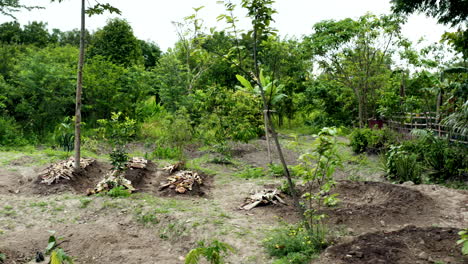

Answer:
[0,138,467,264]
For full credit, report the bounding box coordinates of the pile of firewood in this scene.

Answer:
[39,157,95,185]
[240,189,286,210]
[159,170,202,194]
[87,170,135,195]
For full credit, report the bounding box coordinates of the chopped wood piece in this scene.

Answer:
[161,161,185,174]
[127,157,148,169]
[88,170,135,195]
[159,169,202,194]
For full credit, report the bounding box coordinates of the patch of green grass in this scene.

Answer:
[234,166,265,179]
[107,186,131,198]
[30,201,49,211]
[0,206,16,217]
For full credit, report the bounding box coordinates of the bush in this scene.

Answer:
[349,128,372,153]
[350,127,398,154]
[264,224,323,264]
[0,116,27,146]
[385,146,421,183]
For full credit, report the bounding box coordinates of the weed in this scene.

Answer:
[0,253,5,262]
[185,240,235,264]
[268,163,284,177]
[264,224,322,264]
[78,198,92,209]
[147,146,181,160]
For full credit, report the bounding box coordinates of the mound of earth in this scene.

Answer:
[324,181,439,233]
[318,225,466,264]
[0,159,211,197]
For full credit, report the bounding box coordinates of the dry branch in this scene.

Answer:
[240,189,286,210]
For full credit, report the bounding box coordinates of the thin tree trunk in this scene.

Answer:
[252,22,303,219]
[74,0,85,170]
[264,110,272,164]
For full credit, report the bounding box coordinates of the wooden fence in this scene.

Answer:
[383,112,468,144]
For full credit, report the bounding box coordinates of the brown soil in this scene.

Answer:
[231,139,299,168]
[324,181,441,233]
[318,225,467,264]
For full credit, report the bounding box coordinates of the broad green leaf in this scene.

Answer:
[235,75,253,90]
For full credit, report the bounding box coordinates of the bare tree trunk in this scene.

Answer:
[74,0,85,170]
[264,110,272,164]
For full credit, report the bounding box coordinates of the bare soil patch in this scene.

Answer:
[231,139,299,168]
[324,181,440,233]
[318,225,466,264]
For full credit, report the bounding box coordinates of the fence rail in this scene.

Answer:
[383,112,468,144]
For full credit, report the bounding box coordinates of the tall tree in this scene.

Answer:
[391,0,468,26]
[88,18,142,67]
[51,0,120,170]
[306,14,405,127]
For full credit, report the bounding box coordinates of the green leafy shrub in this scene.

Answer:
[96,112,137,146]
[53,117,75,152]
[109,148,129,171]
[268,163,284,177]
[385,145,422,183]
[350,128,372,153]
[264,224,322,264]
[234,167,265,179]
[350,127,398,154]
[185,240,234,264]
[0,116,27,146]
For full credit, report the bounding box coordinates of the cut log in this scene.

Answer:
[240,189,286,210]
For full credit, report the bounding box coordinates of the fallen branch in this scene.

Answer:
[240,189,286,210]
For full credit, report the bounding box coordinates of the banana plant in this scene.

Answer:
[236,70,287,110]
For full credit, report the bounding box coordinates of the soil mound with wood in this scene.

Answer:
[319,225,466,264]
[0,159,210,197]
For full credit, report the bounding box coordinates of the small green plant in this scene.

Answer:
[295,127,341,235]
[385,145,422,184]
[107,186,131,198]
[0,252,5,263]
[185,240,235,264]
[234,167,265,179]
[53,117,75,152]
[263,224,321,264]
[109,147,129,171]
[45,234,73,264]
[457,229,468,255]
